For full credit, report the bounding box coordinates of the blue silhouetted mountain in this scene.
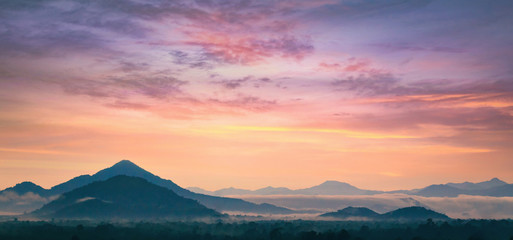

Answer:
[47,160,293,214]
[49,175,94,195]
[254,186,295,195]
[380,206,450,220]
[477,184,513,197]
[188,186,296,196]
[33,175,221,219]
[411,178,511,197]
[188,178,512,197]
[213,187,254,196]
[0,181,51,197]
[320,206,449,221]
[446,177,507,190]
[319,207,380,219]
[414,184,464,197]
[295,181,383,195]
[186,187,215,195]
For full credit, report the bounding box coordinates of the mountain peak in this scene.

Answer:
[1,181,49,196]
[489,177,506,183]
[95,160,152,178]
[14,181,40,188]
[321,180,346,185]
[112,159,139,168]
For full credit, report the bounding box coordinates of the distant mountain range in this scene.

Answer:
[0,160,292,214]
[320,206,449,221]
[32,175,221,219]
[188,181,382,196]
[1,160,511,217]
[187,177,512,197]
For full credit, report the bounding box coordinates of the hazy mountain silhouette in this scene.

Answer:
[186,187,215,195]
[33,175,221,219]
[214,187,254,196]
[296,181,383,195]
[477,184,513,197]
[188,180,382,196]
[46,160,292,214]
[320,206,380,219]
[412,178,511,197]
[0,181,51,197]
[381,206,450,220]
[188,178,510,198]
[320,206,449,221]
[254,186,295,195]
[414,184,464,197]
[188,186,296,196]
[446,177,507,190]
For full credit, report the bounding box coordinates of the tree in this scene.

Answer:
[337,229,350,240]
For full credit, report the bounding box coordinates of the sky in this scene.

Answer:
[1,0,513,191]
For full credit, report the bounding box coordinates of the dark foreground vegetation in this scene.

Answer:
[0,218,513,240]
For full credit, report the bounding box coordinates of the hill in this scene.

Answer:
[320,206,449,221]
[320,206,380,219]
[0,182,50,197]
[381,206,450,220]
[33,175,221,219]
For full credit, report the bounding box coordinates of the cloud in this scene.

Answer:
[371,42,465,53]
[169,50,214,70]
[56,74,187,100]
[0,191,54,213]
[210,76,272,89]
[331,71,403,96]
[104,101,152,110]
[0,0,153,58]
[187,34,313,64]
[207,95,277,112]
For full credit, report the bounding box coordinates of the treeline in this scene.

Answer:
[0,219,513,240]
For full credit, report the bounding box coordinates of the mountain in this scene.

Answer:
[320,207,380,219]
[414,184,464,197]
[189,178,511,197]
[33,175,221,219]
[50,175,94,195]
[413,178,511,197]
[0,181,51,197]
[296,181,382,195]
[188,181,381,196]
[381,206,450,220]
[187,186,295,196]
[254,186,295,195]
[477,184,513,197]
[0,182,53,213]
[46,160,293,214]
[213,187,254,196]
[320,206,449,221]
[446,178,507,190]
[186,187,214,195]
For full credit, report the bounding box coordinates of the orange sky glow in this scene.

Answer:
[1,0,512,191]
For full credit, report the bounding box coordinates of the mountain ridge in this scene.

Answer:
[187,178,510,197]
